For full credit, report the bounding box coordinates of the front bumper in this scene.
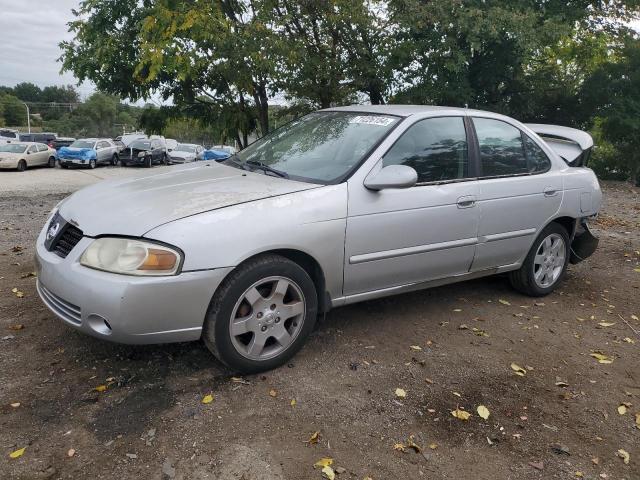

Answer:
[60,157,93,166]
[35,227,232,344]
[0,158,19,169]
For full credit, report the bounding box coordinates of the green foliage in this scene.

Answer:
[0,94,26,126]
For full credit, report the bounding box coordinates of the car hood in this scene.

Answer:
[59,147,96,159]
[58,163,319,237]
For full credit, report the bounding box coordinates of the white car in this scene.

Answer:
[0,142,57,171]
[169,143,205,163]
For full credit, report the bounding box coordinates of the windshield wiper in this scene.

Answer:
[246,160,289,179]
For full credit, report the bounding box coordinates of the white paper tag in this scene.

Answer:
[349,115,396,127]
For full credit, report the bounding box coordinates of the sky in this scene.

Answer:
[0,0,638,103]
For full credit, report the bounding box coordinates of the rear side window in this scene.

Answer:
[27,145,37,154]
[37,144,48,152]
[383,116,469,183]
[523,135,551,173]
[473,118,528,177]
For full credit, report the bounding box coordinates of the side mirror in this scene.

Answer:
[364,164,418,191]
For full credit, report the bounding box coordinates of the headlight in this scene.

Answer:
[137,151,148,158]
[80,238,182,276]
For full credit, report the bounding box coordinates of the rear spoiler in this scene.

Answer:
[525,124,594,167]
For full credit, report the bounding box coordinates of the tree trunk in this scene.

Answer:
[368,86,385,105]
[252,80,270,136]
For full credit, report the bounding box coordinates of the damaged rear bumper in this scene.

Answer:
[570,218,599,264]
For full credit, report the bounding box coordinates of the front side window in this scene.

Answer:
[383,117,469,183]
[28,145,37,154]
[523,135,551,173]
[474,118,528,177]
[230,112,400,183]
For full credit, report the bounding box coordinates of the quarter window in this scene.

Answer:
[474,118,528,177]
[383,117,469,183]
[523,134,551,173]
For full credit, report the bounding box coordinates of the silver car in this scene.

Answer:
[35,105,602,373]
[169,143,205,163]
[58,138,120,169]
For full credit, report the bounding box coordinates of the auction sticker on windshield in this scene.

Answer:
[348,115,396,126]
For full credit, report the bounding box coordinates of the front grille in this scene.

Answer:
[52,225,83,258]
[37,281,82,325]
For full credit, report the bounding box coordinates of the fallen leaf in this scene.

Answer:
[451,408,471,420]
[453,308,462,312]
[314,458,333,468]
[306,431,320,445]
[635,412,640,429]
[498,299,511,305]
[429,443,438,450]
[631,315,639,321]
[10,402,20,408]
[67,448,75,457]
[94,385,107,392]
[623,337,635,344]
[618,404,627,415]
[9,447,25,459]
[395,388,407,399]
[290,398,296,407]
[393,443,406,452]
[322,465,335,480]
[406,435,422,453]
[590,352,614,364]
[617,449,630,464]
[575,472,583,478]
[511,363,527,376]
[269,389,278,398]
[20,271,36,279]
[201,394,214,404]
[528,461,544,471]
[477,405,490,420]
[634,268,640,273]
[8,324,24,331]
[597,322,616,327]
[11,288,24,298]
[409,345,422,351]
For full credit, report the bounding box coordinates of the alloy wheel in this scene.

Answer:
[229,276,305,361]
[533,233,566,288]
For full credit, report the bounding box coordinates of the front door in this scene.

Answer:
[344,116,480,297]
[469,117,563,271]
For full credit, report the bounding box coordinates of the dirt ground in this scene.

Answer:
[0,177,639,480]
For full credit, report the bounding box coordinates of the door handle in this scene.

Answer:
[543,187,558,197]
[457,195,476,208]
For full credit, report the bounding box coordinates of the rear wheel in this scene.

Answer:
[162,153,169,165]
[48,157,56,168]
[202,254,318,373]
[111,154,119,166]
[509,223,570,297]
[17,160,27,172]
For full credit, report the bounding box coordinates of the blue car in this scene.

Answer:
[58,138,120,169]
[202,149,232,161]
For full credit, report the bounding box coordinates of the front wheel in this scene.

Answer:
[145,156,152,168]
[17,160,27,172]
[162,153,170,165]
[202,254,318,373]
[88,159,96,169]
[111,154,119,166]
[509,223,570,297]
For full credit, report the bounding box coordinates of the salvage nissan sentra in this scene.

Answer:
[35,105,602,373]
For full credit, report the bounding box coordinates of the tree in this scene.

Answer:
[12,82,42,102]
[0,94,26,127]
[581,36,640,185]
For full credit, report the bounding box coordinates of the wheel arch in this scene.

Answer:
[219,248,330,314]
[548,215,577,240]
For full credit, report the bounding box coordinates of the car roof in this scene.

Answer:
[76,138,110,142]
[322,104,513,121]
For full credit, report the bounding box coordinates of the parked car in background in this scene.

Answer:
[53,137,76,150]
[169,143,205,163]
[165,138,178,153]
[0,142,57,171]
[58,138,120,169]
[19,132,57,148]
[202,148,232,161]
[34,105,602,373]
[119,138,168,167]
[211,145,237,155]
[0,129,20,144]
[115,132,147,147]
[112,139,126,154]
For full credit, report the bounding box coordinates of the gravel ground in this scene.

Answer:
[0,172,639,480]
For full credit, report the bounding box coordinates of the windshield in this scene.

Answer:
[176,144,197,153]
[0,144,27,153]
[230,112,399,183]
[131,140,151,149]
[70,140,95,149]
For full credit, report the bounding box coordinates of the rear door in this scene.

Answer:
[36,144,49,165]
[96,141,110,163]
[470,117,562,271]
[344,116,480,296]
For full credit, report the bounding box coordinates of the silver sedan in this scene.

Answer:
[35,105,602,373]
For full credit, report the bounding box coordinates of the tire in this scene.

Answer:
[88,159,96,169]
[202,254,318,373]
[17,160,27,172]
[162,153,169,165]
[145,156,152,168]
[509,222,570,297]
[61,164,69,169]
[111,154,119,166]
[48,157,56,168]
